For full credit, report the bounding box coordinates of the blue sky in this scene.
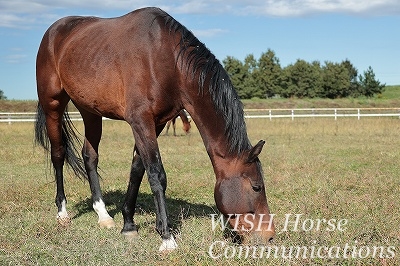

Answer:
[0,0,399,100]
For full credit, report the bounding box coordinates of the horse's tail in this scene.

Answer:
[34,102,87,179]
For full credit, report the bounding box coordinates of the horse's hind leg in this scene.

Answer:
[39,94,71,225]
[80,109,115,228]
[121,149,145,238]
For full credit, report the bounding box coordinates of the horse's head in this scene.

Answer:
[182,119,191,134]
[213,140,275,243]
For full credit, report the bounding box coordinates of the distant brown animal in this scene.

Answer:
[165,110,191,136]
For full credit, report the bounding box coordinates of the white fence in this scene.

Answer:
[1,108,400,123]
[0,112,84,124]
[244,108,400,120]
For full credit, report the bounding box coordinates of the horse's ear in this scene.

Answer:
[246,140,265,163]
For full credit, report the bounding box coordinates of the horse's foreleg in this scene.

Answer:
[81,111,115,228]
[127,121,177,251]
[148,162,177,251]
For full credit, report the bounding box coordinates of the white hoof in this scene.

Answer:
[57,215,71,227]
[158,235,178,252]
[98,218,116,229]
[57,200,70,226]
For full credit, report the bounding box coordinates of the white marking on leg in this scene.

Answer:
[93,199,115,228]
[56,199,71,226]
[159,235,178,252]
[57,199,68,219]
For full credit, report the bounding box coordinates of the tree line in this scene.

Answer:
[0,48,385,101]
[223,49,385,99]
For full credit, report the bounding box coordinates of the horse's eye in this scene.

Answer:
[252,185,262,192]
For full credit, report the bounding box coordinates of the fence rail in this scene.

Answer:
[1,108,400,123]
[243,108,400,120]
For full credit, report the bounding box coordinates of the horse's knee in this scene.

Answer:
[82,141,98,167]
[51,146,66,166]
[147,164,167,193]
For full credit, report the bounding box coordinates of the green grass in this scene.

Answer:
[380,85,400,99]
[1,117,400,265]
[242,85,400,109]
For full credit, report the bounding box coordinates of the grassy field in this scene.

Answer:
[1,116,400,265]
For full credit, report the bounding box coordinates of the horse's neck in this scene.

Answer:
[185,100,231,162]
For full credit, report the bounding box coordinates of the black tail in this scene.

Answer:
[34,103,87,179]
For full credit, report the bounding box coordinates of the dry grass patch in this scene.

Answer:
[1,118,399,265]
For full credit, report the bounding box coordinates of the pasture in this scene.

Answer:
[1,117,399,265]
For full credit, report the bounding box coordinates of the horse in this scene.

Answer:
[34,7,275,251]
[165,110,191,136]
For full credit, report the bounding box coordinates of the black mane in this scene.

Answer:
[157,9,251,154]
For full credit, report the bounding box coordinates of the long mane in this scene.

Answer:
[156,9,251,154]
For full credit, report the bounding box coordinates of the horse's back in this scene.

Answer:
[37,7,180,121]
[39,7,163,59]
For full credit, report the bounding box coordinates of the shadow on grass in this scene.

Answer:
[72,189,217,231]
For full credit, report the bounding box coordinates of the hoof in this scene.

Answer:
[159,235,178,252]
[57,216,71,227]
[122,230,139,242]
[99,218,116,229]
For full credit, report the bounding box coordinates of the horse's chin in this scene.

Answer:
[227,214,275,244]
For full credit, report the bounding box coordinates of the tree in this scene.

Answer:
[358,66,385,97]
[223,56,250,98]
[0,89,6,100]
[341,59,361,97]
[223,49,386,99]
[243,54,263,98]
[252,49,283,98]
[223,53,271,99]
[281,59,322,98]
[321,61,350,98]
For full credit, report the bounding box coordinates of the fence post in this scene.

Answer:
[358,109,360,120]
[269,109,272,121]
[291,109,294,120]
[334,109,337,120]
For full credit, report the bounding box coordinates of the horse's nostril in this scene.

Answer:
[268,237,274,244]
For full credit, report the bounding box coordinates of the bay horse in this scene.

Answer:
[165,109,191,136]
[35,7,275,251]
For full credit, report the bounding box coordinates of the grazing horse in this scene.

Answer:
[165,110,191,136]
[35,7,275,251]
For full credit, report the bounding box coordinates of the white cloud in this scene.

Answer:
[0,0,398,28]
[243,0,400,17]
[0,14,27,28]
[5,54,27,64]
[158,0,400,16]
[192,28,227,38]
